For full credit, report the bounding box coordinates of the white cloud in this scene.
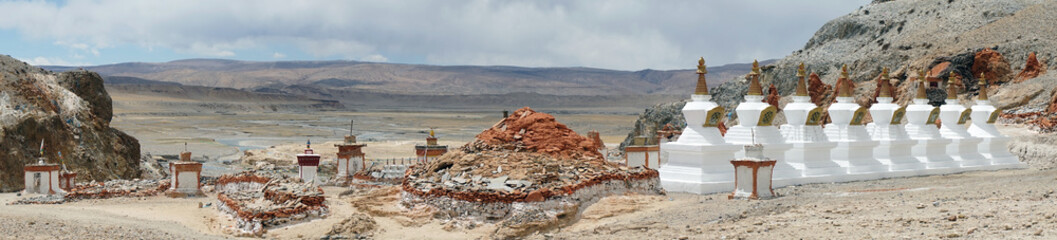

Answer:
[272,52,286,59]
[0,0,868,70]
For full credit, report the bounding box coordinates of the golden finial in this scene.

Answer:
[795,63,808,96]
[429,128,435,138]
[751,59,760,75]
[697,57,706,74]
[881,67,890,81]
[840,64,850,79]
[694,57,709,95]
[978,72,989,101]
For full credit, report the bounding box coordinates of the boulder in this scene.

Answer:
[972,48,1013,85]
[807,73,833,106]
[764,84,781,109]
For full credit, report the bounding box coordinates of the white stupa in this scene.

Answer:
[903,69,958,173]
[779,63,842,181]
[937,72,989,169]
[724,60,800,186]
[866,67,926,176]
[966,73,1026,168]
[824,65,886,179]
[659,58,743,194]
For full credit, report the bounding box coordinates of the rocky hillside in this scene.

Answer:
[0,55,140,192]
[712,0,1057,110]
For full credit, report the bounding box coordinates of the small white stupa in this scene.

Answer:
[866,67,926,176]
[824,65,886,179]
[297,140,321,185]
[904,69,958,173]
[937,72,989,169]
[23,140,64,196]
[335,120,367,179]
[659,57,743,194]
[724,60,800,185]
[779,63,842,180]
[966,74,1026,168]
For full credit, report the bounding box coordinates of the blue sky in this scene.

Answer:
[0,0,869,70]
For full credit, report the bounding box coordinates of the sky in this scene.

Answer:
[0,0,870,70]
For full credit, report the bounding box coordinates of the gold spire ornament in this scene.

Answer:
[694,57,710,95]
[978,72,989,101]
[947,72,960,100]
[838,64,852,97]
[879,67,892,98]
[795,62,808,96]
[916,68,928,99]
[747,59,763,96]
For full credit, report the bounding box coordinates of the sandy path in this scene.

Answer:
[0,193,227,239]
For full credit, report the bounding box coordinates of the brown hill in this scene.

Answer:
[45,59,773,96]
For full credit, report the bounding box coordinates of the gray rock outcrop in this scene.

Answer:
[0,55,140,192]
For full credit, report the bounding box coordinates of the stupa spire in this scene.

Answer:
[747,59,763,96]
[978,72,989,101]
[838,64,852,97]
[947,72,960,100]
[915,68,928,99]
[694,57,709,95]
[795,62,808,96]
[878,67,893,98]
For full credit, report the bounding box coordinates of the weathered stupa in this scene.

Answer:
[335,120,366,179]
[414,128,448,163]
[659,58,742,194]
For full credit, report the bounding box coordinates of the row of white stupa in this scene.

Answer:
[659,58,1026,194]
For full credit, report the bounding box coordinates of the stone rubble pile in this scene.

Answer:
[405,151,657,203]
[214,171,328,236]
[66,179,170,200]
[401,107,662,238]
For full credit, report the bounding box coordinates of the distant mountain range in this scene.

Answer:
[43,59,775,96]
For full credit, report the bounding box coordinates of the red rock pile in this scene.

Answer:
[464,107,601,160]
[972,48,1012,85]
[404,107,658,203]
[1014,52,1047,83]
[764,84,780,109]
[807,73,832,106]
